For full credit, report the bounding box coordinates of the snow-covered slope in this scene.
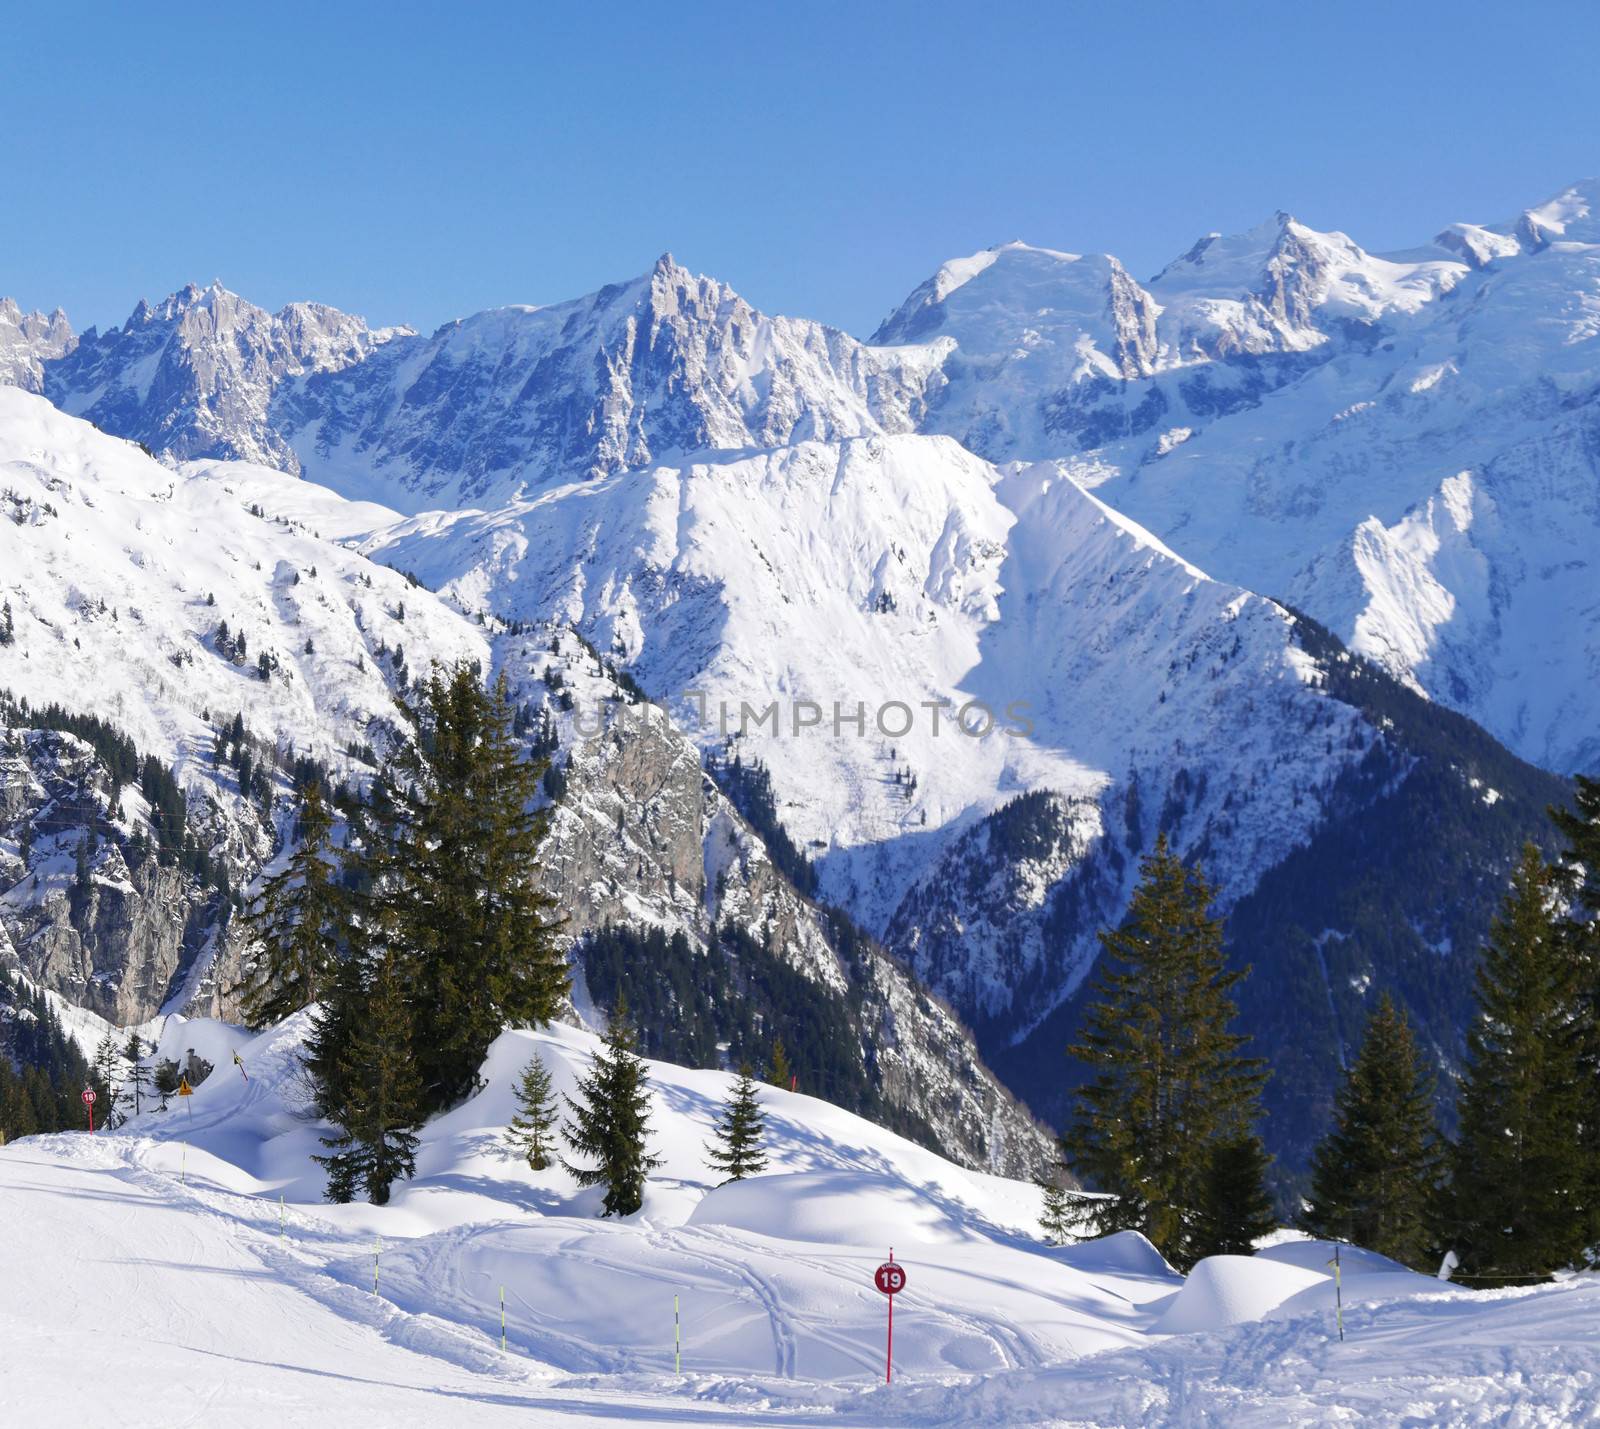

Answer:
[5,1018,1597,1427]
[0,387,484,776]
[362,433,1368,955]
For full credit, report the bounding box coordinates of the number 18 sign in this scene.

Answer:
[873,1252,906,1381]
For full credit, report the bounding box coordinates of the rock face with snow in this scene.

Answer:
[43,283,408,471]
[0,298,74,393]
[269,254,945,510]
[0,726,250,1024]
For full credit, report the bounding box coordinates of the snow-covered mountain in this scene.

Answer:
[0,392,1044,1173]
[879,182,1600,774]
[0,298,74,392]
[44,282,410,471]
[1,177,1591,1179]
[271,254,946,510]
[355,426,1567,1175]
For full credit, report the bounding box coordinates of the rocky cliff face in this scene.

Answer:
[512,627,1053,1178]
[0,299,74,393]
[273,254,946,510]
[43,283,407,470]
[0,727,263,1025]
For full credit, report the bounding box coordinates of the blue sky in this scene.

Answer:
[6,0,1597,338]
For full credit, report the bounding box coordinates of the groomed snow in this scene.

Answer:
[4,1015,1597,1426]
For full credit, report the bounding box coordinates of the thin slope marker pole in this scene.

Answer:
[675,1293,681,1374]
[887,1248,894,1384]
[374,1235,381,1297]
[1327,1243,1344,1341]
[501,1286,507,1353]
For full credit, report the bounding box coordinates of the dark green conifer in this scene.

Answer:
[706,1064,768,1183]
[767,1035,792,1091]
[563,998,662,1217]
[1191,1133,1277,1258]
[376,667,566,1112]
[1038,1164,1074,1247]
[1448,845,1589,1283]
[1062,833,1267,1270]
[312,948,422,1206]
[506,1052,558,1172]
[236,781,344,1028]
[1302,995,1440,1267]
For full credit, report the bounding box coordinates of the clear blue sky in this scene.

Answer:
[6,0,1597,339]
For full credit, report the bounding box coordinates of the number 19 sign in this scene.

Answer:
[873,1252,906,1382]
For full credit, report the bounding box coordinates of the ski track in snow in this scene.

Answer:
[5,1017,1600,1426]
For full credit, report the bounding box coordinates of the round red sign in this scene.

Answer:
[81,1087,97,1105]
[874,1262,906,1296]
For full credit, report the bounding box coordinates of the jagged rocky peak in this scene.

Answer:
[0,297,75,393]
[278,253,943,510]
[40,281,406,470]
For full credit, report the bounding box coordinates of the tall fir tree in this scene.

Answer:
[1191,1134,1277,1258]
[1062,834,1268,1270]
[372,667,566,1112]
[90,1031,125,1130]
[1550,774,1600,1256]
[1448,844,1590,1282]
[706,1064,768,1183]
[312,947,422,1206]
[562,998,662,1217]
[506,1052,559,1172]
[236,781,345,1028]
[1302,995,1441,1268]
[122,1032,154,1120]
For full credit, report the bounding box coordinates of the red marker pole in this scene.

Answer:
[81,1086,97,1134]
[873,1250,906,1384]
[886,1251,894,1384]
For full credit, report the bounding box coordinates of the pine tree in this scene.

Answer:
[1062,834,1267,1270]
[312,948,422,1206]
[706,1064,768,1183]
[1191,1134,1276,1258]
[1302,995,1441,1267]
[90,1031,124,1130]
[1550,775,1600,1256]
[122,1032,154,1120]
[236,781,344,1029]
[152,1057,180,1111]
[767,1035,792,1091]
[1038,1169,1074,1246]
[371,667,566,1112]
[506,1052,558,1172]
[562,998,662,1217]
[1448,844,1589,1283]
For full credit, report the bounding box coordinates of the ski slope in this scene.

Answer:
[4,1017,1598,1425]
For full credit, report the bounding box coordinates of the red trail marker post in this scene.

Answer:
[81,1085,96,1134]
[874,1250,906,1383]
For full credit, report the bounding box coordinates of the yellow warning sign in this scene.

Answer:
[178,1077,194,1097]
